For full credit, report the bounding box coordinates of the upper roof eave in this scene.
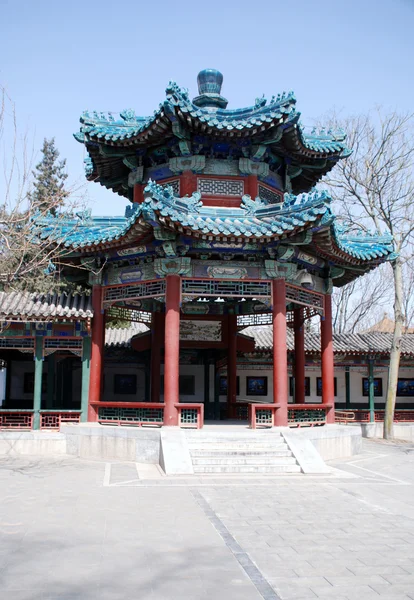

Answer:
[75,80,350,160]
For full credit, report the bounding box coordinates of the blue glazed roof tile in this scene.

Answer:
[32,181,394,269]
[75,81,350,158]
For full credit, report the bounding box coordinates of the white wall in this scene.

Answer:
[9,361,47,403]
[160,364,205,403]
[102,364,146,402]
[219,367,347,404]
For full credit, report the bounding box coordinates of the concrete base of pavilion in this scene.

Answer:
[0,423,364,475]
[360,422,414,441]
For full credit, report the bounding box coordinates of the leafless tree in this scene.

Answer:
[0,85,92,292]
[332,265,392,334]
[324,110,414,438]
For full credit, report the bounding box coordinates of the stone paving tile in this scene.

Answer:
[0,439,413,599]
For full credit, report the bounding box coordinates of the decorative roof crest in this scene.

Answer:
[241,194,268,216]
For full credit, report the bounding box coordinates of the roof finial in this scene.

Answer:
[193,69,228,109]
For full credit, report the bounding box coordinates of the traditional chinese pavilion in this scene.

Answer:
[0,70,395,430]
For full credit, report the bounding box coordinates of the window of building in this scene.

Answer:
[289,377,310,396]
[246,376,268,396]
[362,378,383,397]
[219,376,240,396]
[316,377,337,396]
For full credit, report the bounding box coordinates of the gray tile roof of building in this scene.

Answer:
[241,325,414,356]
[0,291,93,320]
[105,324,149,347]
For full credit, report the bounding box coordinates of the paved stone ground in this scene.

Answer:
[0,438,413,600]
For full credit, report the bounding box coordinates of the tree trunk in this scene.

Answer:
[384,258,404,439]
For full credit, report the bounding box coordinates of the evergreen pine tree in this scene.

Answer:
[29,138,68,214]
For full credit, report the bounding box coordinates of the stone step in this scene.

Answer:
[189,449,292,457]
[185,431,283,443]
[193,464,302,474]
[191,456,297,466]
[187,443,287,451]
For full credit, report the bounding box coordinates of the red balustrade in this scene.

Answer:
[175,403,204,429]
[40,411,81,430]
[0,410,34,429]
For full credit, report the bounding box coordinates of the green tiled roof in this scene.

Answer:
[32,182,394,279]
[74,70,351,197]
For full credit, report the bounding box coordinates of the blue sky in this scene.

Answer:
[1,0,413,215]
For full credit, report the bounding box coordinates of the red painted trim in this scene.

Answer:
[90,401,165,408]
[246,175,258,198]
[294,308,305,404]
[181,171,197,197]
[201,197,242,207]
[272,279,288,426]
[88,285,104,422]
[103,278,161,291]
[321,294,335,424]
[163,275,180,425]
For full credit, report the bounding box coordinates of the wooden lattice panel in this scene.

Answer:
[285,283,324,312]
[182,279,271,299]
[103,280,166,305]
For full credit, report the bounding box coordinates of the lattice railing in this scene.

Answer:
[94,402,165,426]
[288,405,327,427]
[103,280,165,306]
[285,283,324,312]
[0,410,33,429]
[339,409,414,423]
[249,404,278,429]
[334,410,356,424]
[182,279,271,299]
[40,411,81,430]
[175,403,204,429]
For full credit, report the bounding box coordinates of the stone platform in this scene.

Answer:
[0,423,363,476]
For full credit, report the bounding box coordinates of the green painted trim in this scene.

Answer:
[33,337,43,430]
[81,337,91,423]
[368,359,375,423]
[345,366,350,409]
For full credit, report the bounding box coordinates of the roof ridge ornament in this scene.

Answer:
[193,69,228,109]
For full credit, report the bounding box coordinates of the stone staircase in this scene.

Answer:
[184,430,302,474]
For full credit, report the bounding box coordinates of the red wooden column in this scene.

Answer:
[150,311,164,403]
[163,275,180,425]
[272,279,288,426]
[88,285,104,421]
[294,308,305,404]
[227,314,238,419]
[321,294,335,424]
